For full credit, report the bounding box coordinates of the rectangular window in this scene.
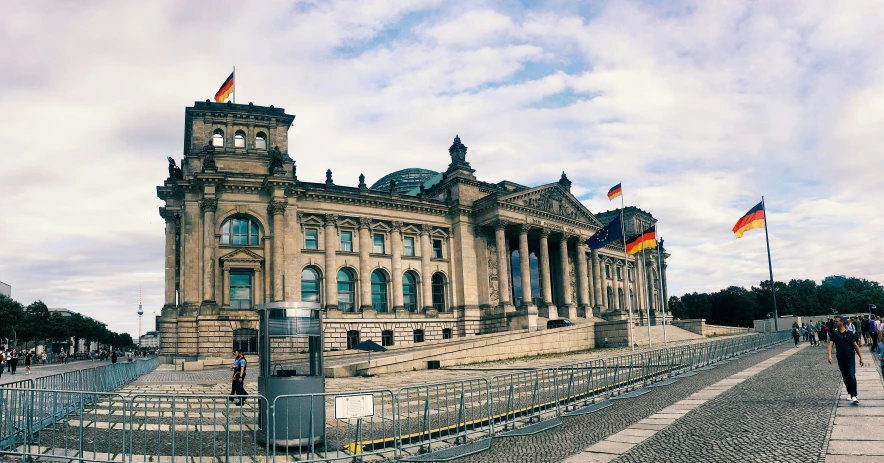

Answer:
[340,231,353,252]
[605,265,611,279]
[373,233,385,254]
[616,267,622,279]
[305,228,318,250]
[432,239,443,258]
[382,331,394,347]
[404,237,415,256]
[230,271,252,309]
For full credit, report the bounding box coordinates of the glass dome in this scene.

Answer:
[370,168,440,195]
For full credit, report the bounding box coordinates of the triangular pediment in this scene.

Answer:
[499,184,603,227]
[220,248,264,262]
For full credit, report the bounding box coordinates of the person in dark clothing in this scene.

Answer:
[10,350,18,374]
[828,315,866,405]
[229,350,248,406]
[111,351,117,364]
[792,326,801,346]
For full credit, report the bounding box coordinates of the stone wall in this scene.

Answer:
[593,319,630,348]
[703,324,752,336]
[671,319,704,335]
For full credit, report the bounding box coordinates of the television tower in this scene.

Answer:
[137,287,144,347]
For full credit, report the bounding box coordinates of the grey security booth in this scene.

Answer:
[256,301,325,447]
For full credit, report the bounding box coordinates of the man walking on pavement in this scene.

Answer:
[828,315,865,405]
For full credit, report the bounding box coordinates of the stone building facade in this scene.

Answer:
[156,101,669,361]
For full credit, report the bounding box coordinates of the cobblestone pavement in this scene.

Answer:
[464,344,818,463]
[608,345,841,463]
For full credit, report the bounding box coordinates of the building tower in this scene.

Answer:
[138,287,144,347]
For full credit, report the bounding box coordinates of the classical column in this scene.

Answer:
[324,214,338,310]
[518,225,533,310]
[390,221,404,312]
[613,262,621,311]
[269,201,287,302]
[160,208,178,307]
[222,266,230,306]
[200,198,217,305]
[591,249,602,310]
[538,230,554,318]
[494,221,513,311]
[358,217,372,312]
[576,239,589,317]
[558,235,574,319]
[420,224,434,312]
[599,257,608,311]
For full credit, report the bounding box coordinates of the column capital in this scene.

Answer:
[421,224,433,235]
[495,220,509,231]
[159,207,179,224]
[267,200,287,216]
[390,220,402,232]
[358,217,372,229]
[539,229,550,239]
[518,224,531,235]
[199,198,218,213]
[324,213,338,226]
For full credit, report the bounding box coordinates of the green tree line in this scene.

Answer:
[669,277,884,328]
[0,294,134,351]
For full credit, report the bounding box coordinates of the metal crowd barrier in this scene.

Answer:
[0,333,792,462]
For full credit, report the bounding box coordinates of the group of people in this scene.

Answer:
[791,315,884,348]
[0,349,37,377]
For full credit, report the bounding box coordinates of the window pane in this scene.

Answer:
[213,133,224,147]
[250,222,259,245]
[256,134,267,149]
[373,234,384,254]
[404,237,414,256]
[234,133,245,148]
[432,240,443,258]
[230,273,250,286]
[305,229,318,250]
[341,231,352,252]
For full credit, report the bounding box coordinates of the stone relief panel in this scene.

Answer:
[487,238,500,306]
[519,188,579,220]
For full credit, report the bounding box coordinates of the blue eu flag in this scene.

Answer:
[586,218,623,250]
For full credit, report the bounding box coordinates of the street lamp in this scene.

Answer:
[870,304,877,315]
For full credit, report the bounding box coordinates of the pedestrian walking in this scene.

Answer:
[24,351,32,374]
[0,350,5,379]
[870,317,879,353]
[853,317,863,345]
[800,325,807,342]
[10,350,18,374]
[792,326,801,347]
[41,352,46,364]
[862,316,871,345]
[820,322,829,344]
[229,349,248,406]
[111,351,117,364]
[828,315,866,405]
[5,350,10,373]
[808,320,819,346]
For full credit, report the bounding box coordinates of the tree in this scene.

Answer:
[19,301,50,349]
[119,333,134,348]
[668,296,687,319]
[46,312,71,343]
[0,294,24,343]
[709,286,760,327]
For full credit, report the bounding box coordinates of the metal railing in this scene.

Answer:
[0,332,790,462]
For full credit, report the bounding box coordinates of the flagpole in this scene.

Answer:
[657,227,667,345]
[232,66,236,104]
[761,196,779,331]
[619,188,635,351]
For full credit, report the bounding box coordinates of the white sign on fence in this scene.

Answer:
[334,394,375,420]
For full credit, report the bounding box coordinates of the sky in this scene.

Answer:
[2,1,883,340]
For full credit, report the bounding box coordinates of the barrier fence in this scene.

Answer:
[0,332,790,462]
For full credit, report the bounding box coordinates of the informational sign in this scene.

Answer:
[334,394,375,420]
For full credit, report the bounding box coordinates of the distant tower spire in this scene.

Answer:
[137,286,144,348]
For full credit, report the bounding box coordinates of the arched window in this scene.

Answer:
[442,328,452,340]
[255,132,267,150]
[618,288,625,310]
[337,269,356,312]
[221,218,260,245]
[607,287,614,309]
[371,270,388,312]
[346,330,360,350]
[413,329,425,343]
[301,267,321,303]
[381,330,394,347]
[234,130,246,148]
[402,272,417,312]
[432,273,446,311]
[233,328,258,354]
[212,129,224,147]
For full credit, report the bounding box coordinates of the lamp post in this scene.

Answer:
[870,304,877,316]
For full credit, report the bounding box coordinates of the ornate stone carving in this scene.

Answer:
[325,169,334,186]
[390,220,402,232]
[268,146,284,173]
[520,188,579,220]
[358,217,372,229]
[167,157,183,180]
[159,207,179,224]
[519,224,530,235]
[558,172,571,192]
[202,141,217,171]
[324,213,338,226]
[539,229,550,239]
[448,135,470,169]
[267,201,287,216]
[568,247,577,305]
[494,220,508,231]
[199,198,217,213]
[358,173,366,191]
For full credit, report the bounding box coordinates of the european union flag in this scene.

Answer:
[586,218,623,250]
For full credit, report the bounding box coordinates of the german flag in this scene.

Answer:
[607,183,622,200]
[733,201,765,238]
[214,71,235,102]
[626,226,657,255]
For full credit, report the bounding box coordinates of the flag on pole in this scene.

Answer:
[586,218,623,250]
[626,226,657,255]
[732,201,765,238]
[214,71,235,102]
[607,183,622,200]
